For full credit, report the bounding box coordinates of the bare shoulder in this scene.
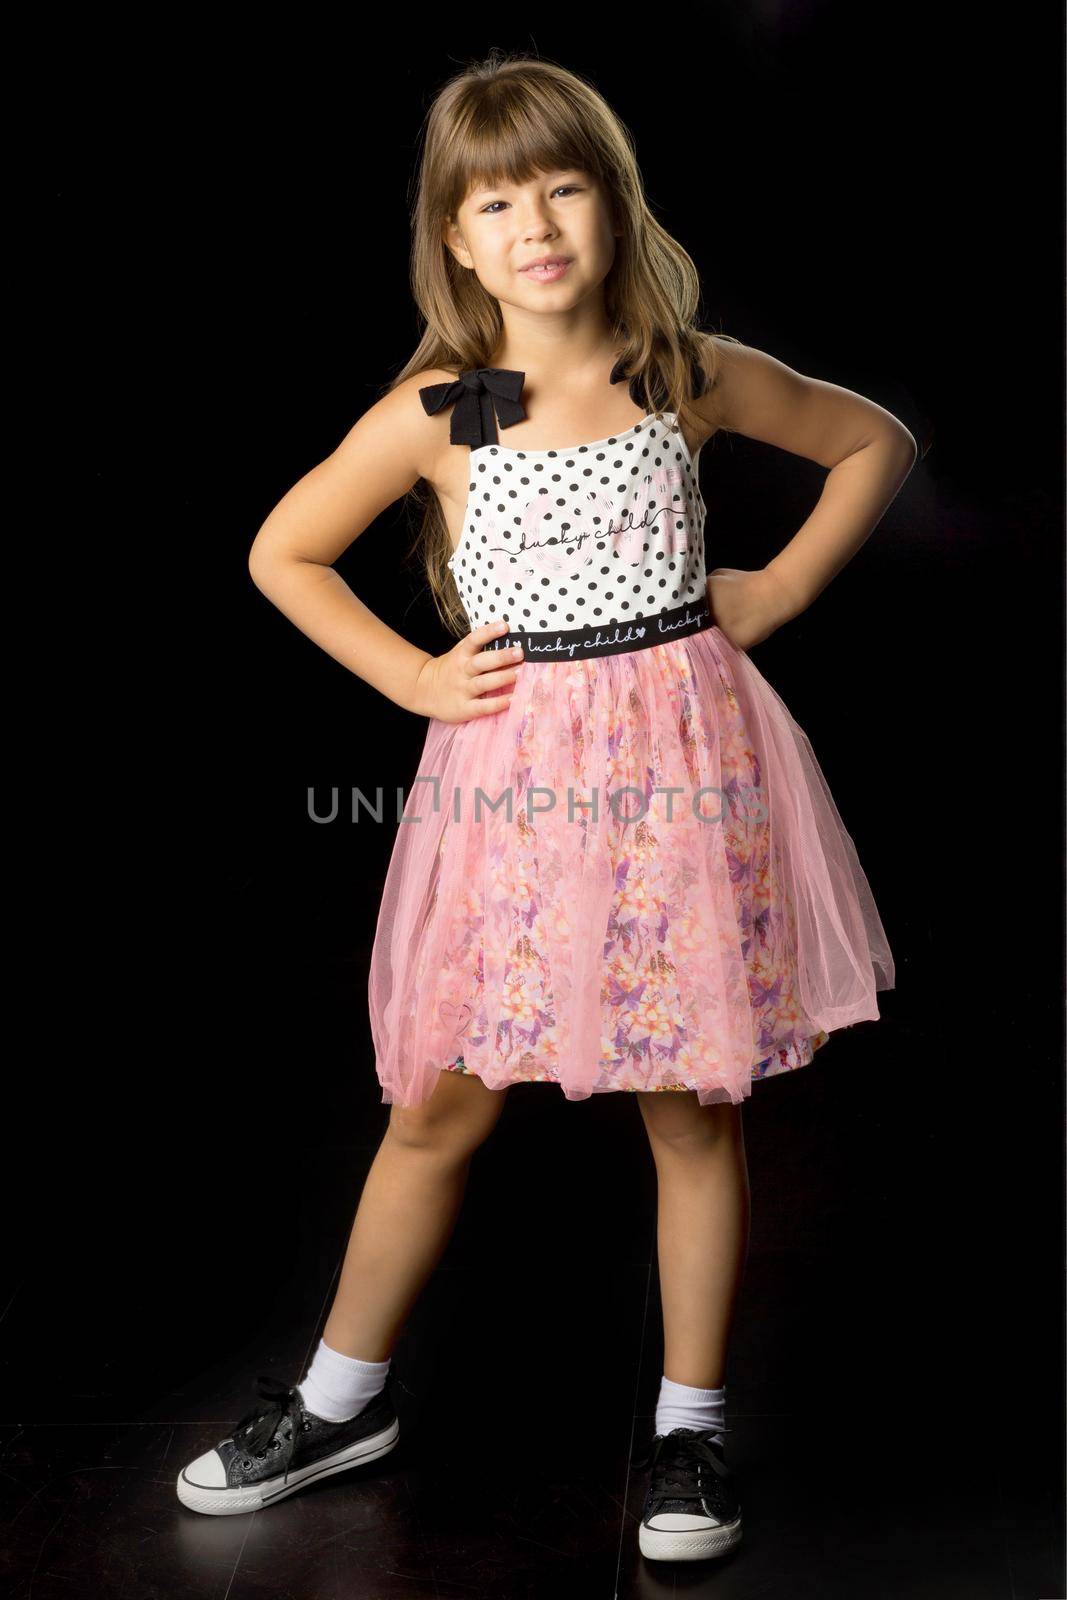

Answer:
[341,368,458,486]
[683,333,746,445]
[400,365,464,488]
[691,336,916,469]
[247,369,458,571]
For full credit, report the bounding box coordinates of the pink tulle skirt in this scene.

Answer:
[367,625,894,1108]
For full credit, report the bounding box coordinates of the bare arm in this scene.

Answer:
[699,340,917,641]
[247,378,439,713]
[247,375,522,720]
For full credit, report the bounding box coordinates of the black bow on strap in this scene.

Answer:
[418,366,527,448]
[611,351,709,407]
[232,1374,296,1459]
[609,356,641,408]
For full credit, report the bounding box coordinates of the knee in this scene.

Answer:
[386,1106,471,1157]
[385,1088,504,1159]
[640,1099,740,1156]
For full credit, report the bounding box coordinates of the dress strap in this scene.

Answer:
[421,351,706,448]
[609,356,643,409]
[611,350,709,408]
[418,367,526,447]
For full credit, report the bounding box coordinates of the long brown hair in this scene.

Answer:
[383,48,741,636]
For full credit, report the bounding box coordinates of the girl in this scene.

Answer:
[177,52,913,1566]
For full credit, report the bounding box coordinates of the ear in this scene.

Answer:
[442,216,473,269]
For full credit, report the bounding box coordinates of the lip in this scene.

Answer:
[520,256,573,282]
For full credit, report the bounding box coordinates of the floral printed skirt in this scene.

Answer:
[367,625,893,1109]
[443,1028,831,1091]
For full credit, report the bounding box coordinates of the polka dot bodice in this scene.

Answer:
[447,412,707,633]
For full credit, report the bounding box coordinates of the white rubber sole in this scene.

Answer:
[638,1511,743,1562]
[176,1417,400,1516]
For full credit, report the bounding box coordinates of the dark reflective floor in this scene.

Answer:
[2,1039,1063,1597]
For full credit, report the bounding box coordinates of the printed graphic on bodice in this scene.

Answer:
[449,420,707,632]
[513,458,689,576]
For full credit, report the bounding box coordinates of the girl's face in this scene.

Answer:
[446,168,620,318]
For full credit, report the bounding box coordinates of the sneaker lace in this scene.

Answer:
[629,1427,731,1498]
[232,1375,298,1480]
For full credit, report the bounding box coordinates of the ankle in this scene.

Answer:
[654,1373,728,1443]
[297,1336,391,1423]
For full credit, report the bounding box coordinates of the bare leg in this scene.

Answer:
[323,1070,509,1361]
[636,1095,751,1389]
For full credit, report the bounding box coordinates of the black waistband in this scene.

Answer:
[482,596,713,663]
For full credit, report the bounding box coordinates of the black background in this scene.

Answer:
[14,6,1064,1595]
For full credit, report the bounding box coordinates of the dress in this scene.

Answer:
[367,359,894,1108]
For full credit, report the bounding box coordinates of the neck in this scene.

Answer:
[488,305,622,388]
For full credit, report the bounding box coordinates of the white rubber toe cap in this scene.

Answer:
[646,1511,722,1531]
[183,1448,228,1488]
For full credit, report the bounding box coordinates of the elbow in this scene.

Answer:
[248,531,279,593]
[891,426,919,470]
[876,426,918,487]
[248,550,286,602]
[247,548,269,593]
[248,540,324,599]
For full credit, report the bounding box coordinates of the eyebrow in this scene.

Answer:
[469,172,582,199]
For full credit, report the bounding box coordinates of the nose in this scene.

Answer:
[517,199,557,234]
[522,218,559,244]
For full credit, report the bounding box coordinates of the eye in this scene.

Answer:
[480,185,582,215]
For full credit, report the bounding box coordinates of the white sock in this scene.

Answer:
[655,1374,727,1445]
[297,1337,391,1423]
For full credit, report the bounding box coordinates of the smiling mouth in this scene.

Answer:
[521,258,573,280]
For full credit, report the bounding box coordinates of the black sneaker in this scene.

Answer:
[176,1373,400,1516]
[630,1425,743,1562]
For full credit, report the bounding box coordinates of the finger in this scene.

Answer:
[464,621,511,655]
[472,642,524,673]
[469,665,521,695]
[465,691,515,716]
